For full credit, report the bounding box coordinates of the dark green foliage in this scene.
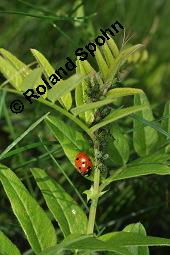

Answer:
[0,1,170,255]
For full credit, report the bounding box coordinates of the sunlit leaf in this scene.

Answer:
[0,164,56,254]
[106,44,143,82]
[104,163,170,186]
[90,105,146,132]
[0,48,29,75]
[72,88,143,115]
[31,168,88,237]
[46,115,92,166]
[31,49,72,110]
[123,223,149,255]
[0,231,21,255]
[0,56,23,90]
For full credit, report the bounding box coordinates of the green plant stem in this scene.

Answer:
[0,88,93,139]
[87,132,100,234]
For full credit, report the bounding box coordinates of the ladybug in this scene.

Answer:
[75,152,92,177]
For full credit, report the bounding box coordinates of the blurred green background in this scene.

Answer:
[0,0,170,254]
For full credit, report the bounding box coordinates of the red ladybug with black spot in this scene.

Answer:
[75,152,92,177]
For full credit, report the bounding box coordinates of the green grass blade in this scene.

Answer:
[0,11,96,21]
[0,112,50,160]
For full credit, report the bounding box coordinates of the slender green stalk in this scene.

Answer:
[39,98,94,139]
[0,88,93,139]
[87,132,101,234]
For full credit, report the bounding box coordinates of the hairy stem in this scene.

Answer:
[87,132,100,234]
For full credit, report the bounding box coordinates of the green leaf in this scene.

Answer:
[20,67,43,91]
[102,41,115,67]
[108,123,130,165]
[104,163,170,186]
[106,44,143,82]
[95,46,108,81]
[31,168,87,237]
[0,56,23,90]
[47,74,84,102]
[31,48,72,110]
[90,105,147,132]
[133,93,159,157]
[71,88,143,115]
[75,59,86,122]
[0,164,56,254]
[99,231,170,247]
[31,49,55,76]
[130,149,170,165]
[123,223,149,255]
[41,234,131,255]
[106,36,119,58]
[72,98,115,115]
[75,59,95,124]
[0,231,21,255]
[42,231,170,255]
[107,88,143,98]
[160,101,170,144]
[20,67,47,99]
[46,115,92,166]
[0,48,29,74]
[132,114,170,140]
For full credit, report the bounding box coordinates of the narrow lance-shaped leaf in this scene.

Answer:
[0,164,57,254]
[95,46,108,81]
[75,59,86,122]
[103,163,170,187]
[31,168,88,237]
[102,40,115,67]
[0,56,23,90]
[108,123,130,165]
[133,93,158,157]
[20,67,42,91]
[99,231,170,247]
[71,88,143,115]
[47,74,85,102]
[90,105,147,132]
[46,115,92,166]
[0,231,21,255]
[106,34,119,58]
[0,48,30,76]
[41,231,170,255]
[31,49,72,110]
[41,234,131,255]
[106,44,143,82]
[76,59,95,124]
[160,101,170,144]
[20,67,48,99]
[123,223,150,255]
